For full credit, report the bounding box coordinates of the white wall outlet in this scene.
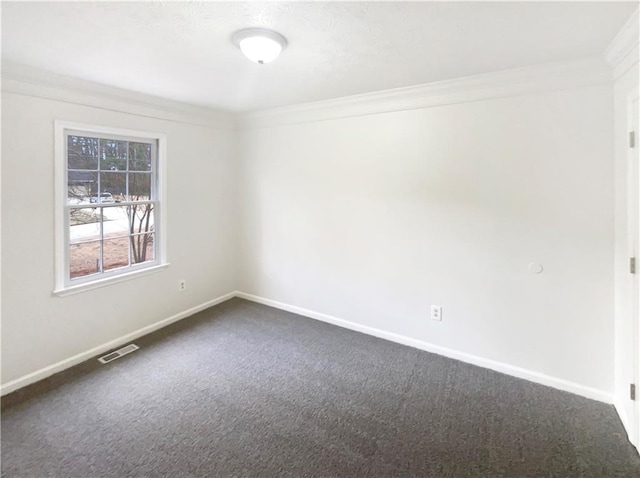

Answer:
[179,279,186,292]
[431,305,442,321]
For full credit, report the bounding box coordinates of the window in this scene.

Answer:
[55,122,167,295]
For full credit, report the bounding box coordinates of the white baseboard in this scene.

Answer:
[1,289,615,406]
[616,400,631,434]
[236,291,614,404]
[0,291,236,396]
[615,400,639,451]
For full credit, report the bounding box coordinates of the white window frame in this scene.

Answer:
[54,121,168,296]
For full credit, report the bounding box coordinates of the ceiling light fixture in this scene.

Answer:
[233,28,287,64]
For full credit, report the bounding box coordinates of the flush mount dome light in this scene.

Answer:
[233,28,287,64]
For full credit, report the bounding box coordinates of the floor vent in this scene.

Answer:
[98,344,139,364]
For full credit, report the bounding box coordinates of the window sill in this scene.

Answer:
[53,263,170,297]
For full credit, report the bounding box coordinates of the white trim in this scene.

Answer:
[239,57,612,129]
[54,121,66,291]
[3,58,611,131]
[628,87,640,452]
[604,7,640,80]
[54,121,168,294]
[0,291,236,396]
[53,263,170,297]
[236,292,614,404]
[0,288,617,403]
[157,133,168,265]
[616,399,631,437]
[1,61,236,130]
[616,400,639,452]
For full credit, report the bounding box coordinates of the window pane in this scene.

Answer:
[68,135,99,170]
[131,233,154,264]
[103,237,130,271]
[62,128,160,287]
[128,203,154,235]
[129,142,152,171]
[70,241,100,279]
[69,208,101,244]
[68,171,97,204]
[128,173,151,201]
[100,172,125,200]
[103,205,130,238]
[100,139,127,171]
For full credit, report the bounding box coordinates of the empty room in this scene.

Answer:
[2,1,640,476]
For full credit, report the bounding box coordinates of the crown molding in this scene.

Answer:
[2,56,613,132]
[1,61,238,130]
[239,57,612,129]
[604,7,639,80]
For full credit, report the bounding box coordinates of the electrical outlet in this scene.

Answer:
[431,305,442,321]
[179,279,186,292]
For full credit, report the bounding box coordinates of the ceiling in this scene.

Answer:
[1,2,637,112]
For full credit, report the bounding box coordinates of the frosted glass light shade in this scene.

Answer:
[239,37,282,64]
[233,28,287,64]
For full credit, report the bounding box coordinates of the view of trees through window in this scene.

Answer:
[67,134,156,279]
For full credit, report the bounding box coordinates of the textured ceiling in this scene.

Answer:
[1,2,637,112]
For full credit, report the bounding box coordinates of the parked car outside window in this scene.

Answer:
[90,192,115,203]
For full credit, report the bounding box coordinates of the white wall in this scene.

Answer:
[1,91,239,385]
[0,59,619,407]
[239,85,615,396]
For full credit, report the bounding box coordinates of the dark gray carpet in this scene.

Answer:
[2,298,639,477]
